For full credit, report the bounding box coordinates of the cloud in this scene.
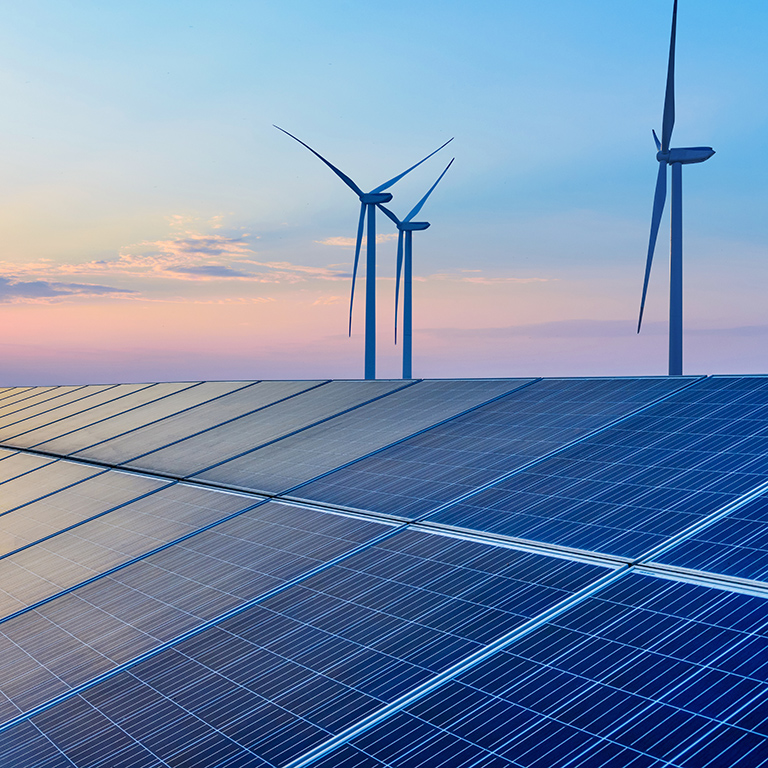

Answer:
[164,265,253,279]
[420,319,666,340]
[313,295,343,305]
[0,276,136,303]
[419,273,552,284]
[316,234,398,247]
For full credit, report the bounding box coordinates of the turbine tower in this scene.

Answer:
[378,158,454,379]
[275,126,452,379]
[637,0,714,376]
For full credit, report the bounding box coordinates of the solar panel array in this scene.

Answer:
[1,375,768,768]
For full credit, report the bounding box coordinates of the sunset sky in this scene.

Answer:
[1,0,767,383]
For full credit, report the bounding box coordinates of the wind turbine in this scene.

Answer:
[378,158,454,379]
[275,126,452,379]
[637,0,715,376]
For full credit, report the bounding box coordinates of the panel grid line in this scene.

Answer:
[0,519,409,735]
[284,565,630,768]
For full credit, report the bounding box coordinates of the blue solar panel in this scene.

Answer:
[0,502,391,725]
[429,376,768,559]
[288,377,694,519]
[309,572,768,768]
[0,531,610,766]
[655,490,768,582]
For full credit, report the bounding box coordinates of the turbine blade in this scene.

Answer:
[274,125,365,197]
[371,138,454,193]
[348,203,367,336]
[394,230,405,344]
[377,203,401,227]
[404,158,454,223]
[652,130,661,151]
[660,0,677,152]
[638,161,668,332]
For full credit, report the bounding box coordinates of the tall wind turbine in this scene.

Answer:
[637,0,715,376]
[275,126,452,379]
[378,158,454,379]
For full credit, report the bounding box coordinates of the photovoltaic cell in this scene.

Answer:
[655,491,768,583]
[196,379,532,494]
[430,376,768,559]
[0,453,57,485]
[0,387,54,409]
[0,461,103,515]
[0,530,610,766]
[32,381,252,458]
[292,377,694,519]
[0,385,116,432]
[0,470,168,557]
[316,573,768,768]
[75,380,323,467]
[0,502,392,724]
[8,382,198,449]
[124,379,409,478]
[0,483,257,620]
[0,386,82,420]
[0,383,152,444]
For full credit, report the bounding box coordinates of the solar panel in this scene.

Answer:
[0,530,611,766]
[0,471,168,558]
[0,385,117,433]
[0,483,258,621]
[0,387,54,409]
[0,502,393,724]
[123,379,410,479]
[0,384,152,444]
[290,377,695,520]
[0,453,58,485]
[71,380,324,467]
[310,572,768,768]
[0,460,103,515]
[653,491,768,583]
[5,383,200,450]
[195,379,532,494]
[429,376,768,560]
[31,381,253,458]
[0,386,85,421]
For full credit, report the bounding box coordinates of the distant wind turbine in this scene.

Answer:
[275,126,452,379]
[637,0,715,376]
[378,158,454,379]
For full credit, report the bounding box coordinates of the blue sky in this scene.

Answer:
[1,0,766,382]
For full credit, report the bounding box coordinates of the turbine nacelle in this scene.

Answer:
[360,192,393,204]
[399,221,430,232]
[656,146,716,165]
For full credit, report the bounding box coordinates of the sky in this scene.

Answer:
[1,0,767,384]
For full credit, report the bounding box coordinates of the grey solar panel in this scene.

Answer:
[429,376,768,559]
[7,382,200,449]
[0,385,117,431]
[0,386,85,421]
[196,379,533,494]
[0,471,168,558]
[291,377,696,520]
[0,460,102,514]
[0,502,392,724]
[0,530,611,766]
[312,573,768,768]
[0,387,50,407]
[72,380,324,467]
[0,384,151,444]
[0,453,57,485]
[124,379,410,478]
[32,381,254,458]
[0,483,258,620]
